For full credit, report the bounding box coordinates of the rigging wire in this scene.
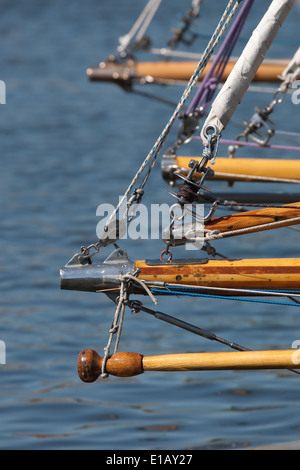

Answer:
[166,0,203,50]
[69,3,300,380]
[176,0,255,148]
[215,45,300,155]
[150,287,300,308]
[116,0,203,59]
[117,0,162,57]
[75,1,248,261]
[129,300,300,375]
[193,134,300,153]
[93,0,245,254]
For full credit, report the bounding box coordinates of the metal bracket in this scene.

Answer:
[145,258,209,266]
[103,248,130,265]
[60,248,134,293]
[177,109,203,145]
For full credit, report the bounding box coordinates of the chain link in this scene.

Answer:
[229,51,300,157]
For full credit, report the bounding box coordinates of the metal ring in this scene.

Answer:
[160,249,173,261]
[203,124,218,140]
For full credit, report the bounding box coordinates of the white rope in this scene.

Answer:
[101,0,243,240]
[101,279,126,378]
[124,273,158,305]
[204,215,300,241]
[192,0,205,17]
[118,0,162,52]
[150,47,207,60]
[136,0,162,43]
[100,272,157,378]
[213,171,300,184]
[160,282,300,299]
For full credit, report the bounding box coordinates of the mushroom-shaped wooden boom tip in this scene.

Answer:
[77,349,144,382]
[77,349,102,383]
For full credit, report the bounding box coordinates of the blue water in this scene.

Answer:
[1,0,300,450]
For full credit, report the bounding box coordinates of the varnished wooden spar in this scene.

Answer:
[204,201,300,236]
[134,258,300,291]
[171,157,300,183]
[87,58,292,85]
[134,60,291,83]
[60,256,300,294]
[77,349,300,381]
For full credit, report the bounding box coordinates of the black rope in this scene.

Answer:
[129,300,249,351]
[177,181,200,204]
[218,201,300,210]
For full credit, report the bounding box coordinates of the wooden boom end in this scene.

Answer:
[78,350,300,381]
[77,349,144,382]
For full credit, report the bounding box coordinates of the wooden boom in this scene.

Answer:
[77,349,300,381]
[171,157,300,183]
[134,257,300,291]
[60,203,300,295]
[135,60,291,83]
[204,201,300,236]
[87,58,292,85]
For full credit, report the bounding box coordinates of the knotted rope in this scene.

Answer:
[101,272,157,378]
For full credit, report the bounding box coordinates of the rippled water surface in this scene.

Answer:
[1,0,300,450]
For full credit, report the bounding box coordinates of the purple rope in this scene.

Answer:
[188,0,300,155]
[186,0,255,115]
[193,135,300,153]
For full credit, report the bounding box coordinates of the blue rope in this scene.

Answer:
[166,285,300,295]
[150,287,300,308]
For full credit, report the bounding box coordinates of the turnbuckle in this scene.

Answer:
[174,125,220,205]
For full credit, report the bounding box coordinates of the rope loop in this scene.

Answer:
[100,270,158,378]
